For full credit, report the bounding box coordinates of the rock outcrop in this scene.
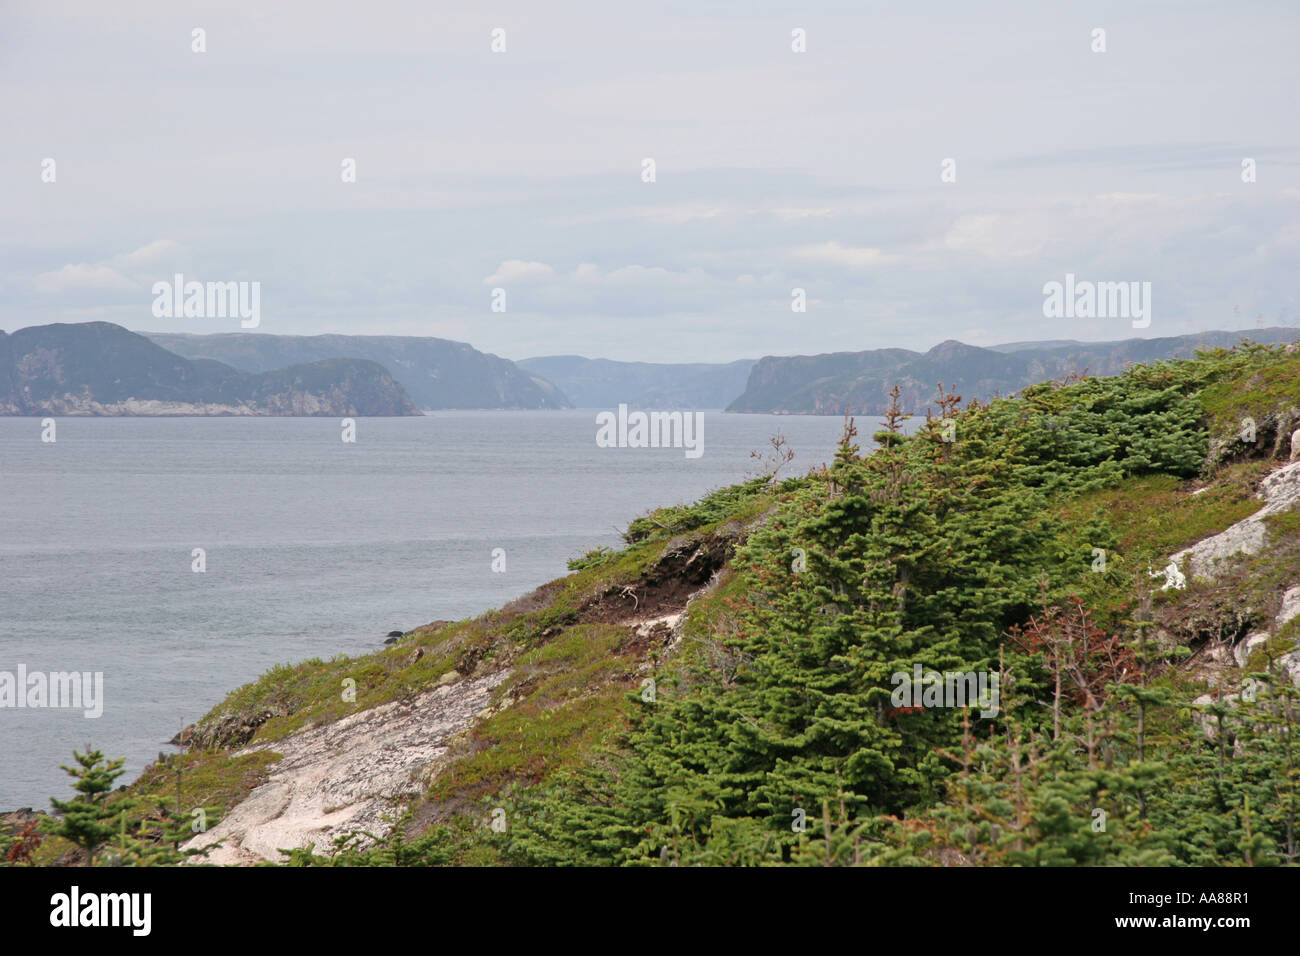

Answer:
[185,669,510,865]
[1171,461,1300,583]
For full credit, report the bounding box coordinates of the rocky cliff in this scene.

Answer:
[148,331,569,410]
[0,323,422,416]
[728,328,1300,414]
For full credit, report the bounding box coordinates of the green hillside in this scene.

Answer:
[14,341,1300,867]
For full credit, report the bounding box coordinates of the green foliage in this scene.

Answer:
[278,814,497,867]
[41,749,133,866]
[1199,342,1300,458]
[37,747,228,867]
[427,625,629,803]
[623,476,782,544]
[567,545,615,571]
[496,345,1300,866]
[78,342,1300,868]
[101,801,223,867]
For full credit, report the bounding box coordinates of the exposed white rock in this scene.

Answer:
[1259,462,1300,516]
[1276,586,1300,630]
[1276,586,1300,687]
[1233,632,1270,668]
[185,668,510,865]
[628,611,684,639]
[4,394,384,416]
[0,397,261,416]
[1281,652,1300,688]
[1171,461,1300,582]
[1148,561,1186,591]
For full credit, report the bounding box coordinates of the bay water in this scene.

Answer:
[0,411,875,808]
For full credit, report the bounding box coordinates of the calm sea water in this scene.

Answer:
[0,411,882,809]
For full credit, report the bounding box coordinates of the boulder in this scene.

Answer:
[1233,632,1270,668]
[168,723,196,747]
[1276,586,1300,630]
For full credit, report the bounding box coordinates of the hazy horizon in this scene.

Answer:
[3,1,1297,363]
[5,319,1298,370]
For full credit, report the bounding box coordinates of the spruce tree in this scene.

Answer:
[42,748,134,866]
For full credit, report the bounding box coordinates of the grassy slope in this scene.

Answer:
[25,343,1300,866]
[28,476,785,863]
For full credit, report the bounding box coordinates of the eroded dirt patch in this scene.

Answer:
[582,534,731,626]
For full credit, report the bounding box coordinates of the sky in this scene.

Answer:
[2,0,1298,363]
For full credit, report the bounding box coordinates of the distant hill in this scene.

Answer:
[986,339,1085,352]
[0,323,421,416]
[517,355,755,409]
[148,332,569,410]
[727,328,1300,414]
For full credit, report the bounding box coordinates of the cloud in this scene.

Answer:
[998,143,1289,173]
[5,3,1297,359]
[482,260,555,285]
[548,203,728,227]
[111,239,183,268]
[603,264,685,284]
[792,241,897,269]
[32,240,183,298]
[942,214,1045,259]
[1093,193,1162,202]
[635,204,725,226]
[769,207,833,221]
[35,263,135,294]
[569,263,709,286]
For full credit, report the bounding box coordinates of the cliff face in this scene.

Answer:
[148,331,570,410]
[0,323,422,416]
[729,347,921,414]
[727,329,1300,414]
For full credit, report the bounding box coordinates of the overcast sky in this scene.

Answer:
[2,0,1297,362]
